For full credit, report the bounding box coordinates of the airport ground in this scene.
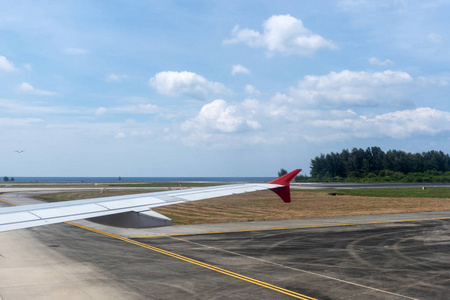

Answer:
[0,185,449,299]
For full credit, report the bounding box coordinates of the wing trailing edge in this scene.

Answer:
[0,169,301,232]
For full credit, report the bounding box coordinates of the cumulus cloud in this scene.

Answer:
[16,82,57,96]
[288,70,413,108]
[173,68,448,147]
[244,84,261,96]
[181,99,260,134]
[177,92,449,146]
[0,55,16,72]
[231,64,250,75]
[224,14,336,56]
[368,57,393,66]
[311,107,450,140]
[362,107,450,138]
[149,71,227,100]
[179,99,269,147]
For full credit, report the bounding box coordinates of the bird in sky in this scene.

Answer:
[15,150,24,153]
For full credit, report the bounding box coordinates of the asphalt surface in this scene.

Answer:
[14,217,449,300]
[0,189,449,299]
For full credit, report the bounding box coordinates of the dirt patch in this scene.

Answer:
[154,190,450,225]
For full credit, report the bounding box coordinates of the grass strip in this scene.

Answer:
[303,187,450,198]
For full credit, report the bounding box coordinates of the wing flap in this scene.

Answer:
[32,203,109,219]
[99,196,164,209]
[170,184,278,201]
[0,211,41,225]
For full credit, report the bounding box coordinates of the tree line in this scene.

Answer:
[307,147,450,183]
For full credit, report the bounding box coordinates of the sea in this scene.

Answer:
[10,176,277,183]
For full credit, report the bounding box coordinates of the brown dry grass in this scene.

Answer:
[154,190,450,225]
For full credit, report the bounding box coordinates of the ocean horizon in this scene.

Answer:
[9,176,277,183]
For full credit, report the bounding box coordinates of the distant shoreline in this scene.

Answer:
[7,176,276,184]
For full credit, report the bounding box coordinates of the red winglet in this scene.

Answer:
[268,169,301,203]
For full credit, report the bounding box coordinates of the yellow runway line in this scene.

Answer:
[0,194,19,206]
[130,216,450,238]
[67,221,317,300]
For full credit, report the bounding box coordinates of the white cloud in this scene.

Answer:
[178,96,450,146]
[16,82,57,96]
[224,14,336,56]
[416,74,450,87]
[363,107,450,138]
[288,70,413,108]
[311,107,450,140]
[244,84,261,96]
[0,55,16,72]
[225,26,261,47]
[181,99,260,134]
[231,64,250,75]
[368,57,393,66]
[174,67,448,147]
[178,98,279,147]
[427,32,443,44]
[149,71,227,100]
[104,73,128,82]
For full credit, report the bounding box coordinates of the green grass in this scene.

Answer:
[33,190,149,202]
[107,182,224,188]
[298,187,450,198]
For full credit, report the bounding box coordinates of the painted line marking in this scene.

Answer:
[0,194,445,299]
[168,235,419,300]
[66,222,317,300]
[0,198,19,206]
[129,216,450,238]
[0,193,315,299]
[0,195,19,206]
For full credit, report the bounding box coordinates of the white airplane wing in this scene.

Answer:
[0,169,301,232]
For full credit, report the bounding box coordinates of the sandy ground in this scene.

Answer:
[154,190,450,225]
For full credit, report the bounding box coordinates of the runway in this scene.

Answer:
[0,192,449,299]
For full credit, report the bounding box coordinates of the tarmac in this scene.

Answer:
[0,190,449,299]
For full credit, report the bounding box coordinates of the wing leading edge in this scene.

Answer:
[0,169,301,232]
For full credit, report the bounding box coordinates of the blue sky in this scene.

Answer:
[1,0,449,177]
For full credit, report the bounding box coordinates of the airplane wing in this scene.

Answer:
[0,169,301,232]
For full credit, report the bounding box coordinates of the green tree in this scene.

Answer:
[309,147,450,182]
[278,168,288,177]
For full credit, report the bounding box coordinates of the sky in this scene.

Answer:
[1,0,449,177]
